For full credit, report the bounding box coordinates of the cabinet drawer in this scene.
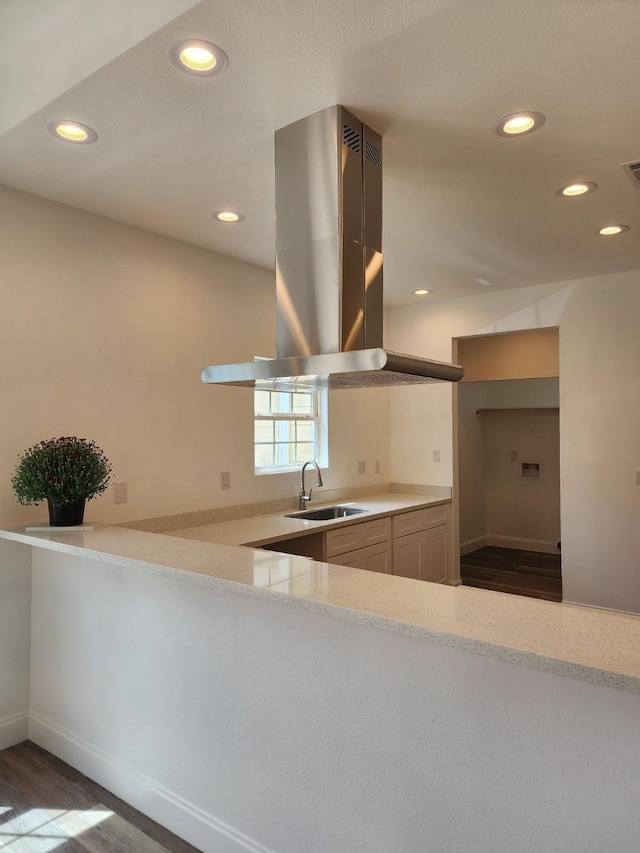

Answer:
[325,525,361,558]
[359,516,391,547]
[423,504,449,530]
[325,516,391,558]
[392,510,423,538]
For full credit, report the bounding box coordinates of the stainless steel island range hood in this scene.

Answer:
[201,105,463,390]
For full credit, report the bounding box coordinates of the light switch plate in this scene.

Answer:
[114,482,127,504]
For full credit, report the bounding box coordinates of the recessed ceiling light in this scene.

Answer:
[597,224,629,236]
[46,120,97,144]
[494,111,545,137]
[168,39,229,77]
[213,210,245,223]
[413,289,430,295]
[556,182,597,197]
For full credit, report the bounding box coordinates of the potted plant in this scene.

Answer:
[11,436,112,526]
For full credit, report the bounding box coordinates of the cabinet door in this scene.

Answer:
[392,532,422,579]
[360,541,392,574]
[327,550,362,569]
[420,526,448,584]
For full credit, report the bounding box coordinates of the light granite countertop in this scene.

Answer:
[1,515,640,695]
[165,492,450,547]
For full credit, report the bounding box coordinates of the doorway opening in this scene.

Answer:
[453,329,561,602]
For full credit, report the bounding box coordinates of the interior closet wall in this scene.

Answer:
[458,378,560,554]
[483,406,560,551]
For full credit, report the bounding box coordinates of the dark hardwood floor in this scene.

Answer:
[460,545,562,602]
[0,741,202,852]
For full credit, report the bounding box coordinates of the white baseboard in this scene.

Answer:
[29,712,275,853]
[459,535,488,556]
[0,712,29,750]
[486,535,560,554]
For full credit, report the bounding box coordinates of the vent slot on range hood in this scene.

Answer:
[201,105,464,390]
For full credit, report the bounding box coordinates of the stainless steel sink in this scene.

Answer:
[285,505,366,521]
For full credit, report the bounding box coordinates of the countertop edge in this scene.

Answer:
[2,523,639,696]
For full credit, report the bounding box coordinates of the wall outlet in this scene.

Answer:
[357,460,366,475]
[635,469,640,486]
[510,450,518,462]
[374,460,381,474]
[113,482,127,504]
[432,450,440,463]
[220,471,231,490]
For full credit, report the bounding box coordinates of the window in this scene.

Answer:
[254,386,327,473]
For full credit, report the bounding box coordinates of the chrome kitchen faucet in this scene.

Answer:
[299,461,323,510]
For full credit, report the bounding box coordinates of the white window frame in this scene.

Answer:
[254,383,328,476]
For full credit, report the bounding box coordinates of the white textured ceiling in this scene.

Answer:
[1,0,639,305]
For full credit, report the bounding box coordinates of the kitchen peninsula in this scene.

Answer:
[1,511,639,853]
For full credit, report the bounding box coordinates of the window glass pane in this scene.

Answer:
[254,420,274,443]
[272,392,292,414]
[275,442,296,466]
[255,444,274,468]
[275,420,295,441]
[295,443,314,463]
[295,421,315,442]
[254,390,271,415]
[291,393,314,414]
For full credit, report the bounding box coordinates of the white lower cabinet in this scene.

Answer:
[325,518,393,574]
[325,518,391,559]
[269,503,450,582]
[329,550,363,569]
[328,541,392,573]
[361,541,393,574]
[391,507,450,583]
[421,525,448,583]
[391,531,422,580]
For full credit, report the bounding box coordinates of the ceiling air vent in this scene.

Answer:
[621,160,640,187]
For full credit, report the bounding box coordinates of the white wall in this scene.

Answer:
[458,379,561,550]
[457,382,488,547]
[29,548,640,853]
[387,273,640,613]
[0,539,31,749]
[0,185,390,525]
[483,409,560,547]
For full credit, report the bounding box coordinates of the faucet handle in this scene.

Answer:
[307,488,312,503]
